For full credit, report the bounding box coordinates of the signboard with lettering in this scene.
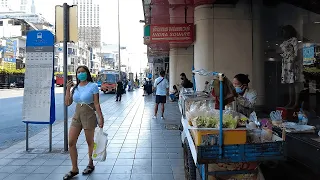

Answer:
[144,25,150,45]
[303,44,315,65]
[23,30,56,124]
[3,38,17,63]
[150,24,194,43]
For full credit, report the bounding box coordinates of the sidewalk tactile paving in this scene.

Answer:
[0,90,185,180]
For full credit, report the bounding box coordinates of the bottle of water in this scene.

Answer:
[301,115,308,125]
[297,110,303,125]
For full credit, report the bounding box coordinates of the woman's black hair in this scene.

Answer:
[281,25,297,40]
[234,74,250,85]
[72,65,93,95]
[160,70,166,76]
[173,85,177,90]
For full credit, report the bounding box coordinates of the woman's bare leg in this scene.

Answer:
[69,126,82,172]
[84,129,95,166]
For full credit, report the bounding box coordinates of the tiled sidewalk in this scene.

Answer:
[0,90,184,180]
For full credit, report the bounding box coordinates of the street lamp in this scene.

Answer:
[117,0,121,79]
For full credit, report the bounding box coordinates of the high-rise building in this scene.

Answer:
[0,0,12,11]
[0,0,35,14]
[20,0,36,14]
[0,0,11,8]
[73,0,101,48]
[0,0,9,8]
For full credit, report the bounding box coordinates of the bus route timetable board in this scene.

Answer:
[22,30,56,124]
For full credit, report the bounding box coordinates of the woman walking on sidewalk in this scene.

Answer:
[63,65,104,180]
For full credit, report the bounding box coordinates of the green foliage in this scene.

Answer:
[0,68,25,74]
[303,67,320,73]
[303,67,320,80]
[54,72,75,76]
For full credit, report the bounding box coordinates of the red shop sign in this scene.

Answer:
[150,24,194,43]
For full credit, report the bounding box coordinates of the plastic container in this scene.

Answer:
[190,128,247,146]
[298,109,308,125]
[297,111,303,125]
[247,129,262,143]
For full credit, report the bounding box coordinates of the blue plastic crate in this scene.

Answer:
[197,141,285,163]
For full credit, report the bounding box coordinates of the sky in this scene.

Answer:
[34,0,147,73]
[34,0,146,53]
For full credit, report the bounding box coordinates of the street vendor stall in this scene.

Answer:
[271,115,320,175]
[178,89,214,117]
[181,70,286,180]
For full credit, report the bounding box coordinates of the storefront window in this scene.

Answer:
[256,1,320,125]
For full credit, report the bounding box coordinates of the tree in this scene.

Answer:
[0,68,25,75]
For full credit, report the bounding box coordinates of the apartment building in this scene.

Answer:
[73,0,101,48]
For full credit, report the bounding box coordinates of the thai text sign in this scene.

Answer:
[150,24,194,43]
[303,44,315,65]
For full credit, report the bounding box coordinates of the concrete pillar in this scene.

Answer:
[169,5,194,91]
[252,0,265,105]
[194,4,214,91]
[169,48,194,91]
[169,5,193,24]
[169,49,177,91]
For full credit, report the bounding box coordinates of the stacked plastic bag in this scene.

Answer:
[186,102,239,129]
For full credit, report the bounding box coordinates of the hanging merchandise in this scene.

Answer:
[270,110,283,126]
[192,69,218,77]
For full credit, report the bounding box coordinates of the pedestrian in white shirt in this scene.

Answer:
[232,74,257,117]
[153,70,169,119]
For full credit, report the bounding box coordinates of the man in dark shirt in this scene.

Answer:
[116,80,124,101]
[180,73,193,88]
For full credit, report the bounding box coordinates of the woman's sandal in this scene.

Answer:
[82,165,95,175]
[63,171,79,180]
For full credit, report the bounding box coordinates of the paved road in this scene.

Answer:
[0,87,114,149]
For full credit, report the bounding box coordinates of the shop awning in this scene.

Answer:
[143,0,239,57]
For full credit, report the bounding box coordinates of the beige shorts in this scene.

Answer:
[71,103,97,130]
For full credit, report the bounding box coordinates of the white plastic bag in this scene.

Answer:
[92,128,108,162]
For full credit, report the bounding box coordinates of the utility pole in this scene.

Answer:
[118,0,121,80]
[56,3,78,152]
[63,3,69,152]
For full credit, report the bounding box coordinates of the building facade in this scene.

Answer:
[0,37,27,70]
[0,18,54,70]
[0,11,47,24]
[54,41,101,74]
[0,0,10,9]
[90,48,101,74]
[0,0,35,14]
[73,0,101,48]
[19,0,36,14]
[99,43,130,72]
